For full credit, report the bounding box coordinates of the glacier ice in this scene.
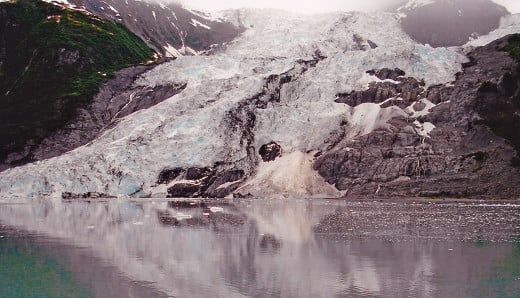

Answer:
[0,10,466,199]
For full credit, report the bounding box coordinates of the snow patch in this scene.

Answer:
[185,7,223,23]
[163,43,182,58]
[190,19,211,30]
[216,181,241,190]
[348,103,407,137]
[414,121,436,138]
[357,72,400,90]
[398,0,435,11]
[41,0,73,7]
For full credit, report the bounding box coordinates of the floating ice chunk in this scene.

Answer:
[209,207,224,213]
[175,212,193,220]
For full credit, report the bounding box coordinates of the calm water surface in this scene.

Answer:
[0,199,519,297]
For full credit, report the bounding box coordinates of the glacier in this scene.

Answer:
[0,10,471,199]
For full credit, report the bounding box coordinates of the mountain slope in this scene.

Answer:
[0,6,519,200]
[61,0,243,57]
[0,10,466,199]
[398,0,509,47]
[0,0,154,167]
[315,35,520,198]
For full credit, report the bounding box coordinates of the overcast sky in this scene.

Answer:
[167,0,401,14]
[158,0,520,14]
[493,0,520,13]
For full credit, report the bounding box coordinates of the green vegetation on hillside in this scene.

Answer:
[0,0,155,162]
[501,34,520,62]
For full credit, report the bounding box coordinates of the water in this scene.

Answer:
[0,199,519,297]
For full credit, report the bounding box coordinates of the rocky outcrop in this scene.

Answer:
[314,35,520,198]
[62,192,116,200]
[259,142,282,162]
[157,166,245,198]
[335,68,426,108]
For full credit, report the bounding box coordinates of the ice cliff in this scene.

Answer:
[2,9,520,200]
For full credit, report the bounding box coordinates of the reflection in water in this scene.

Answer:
[0,199,519,297]
[0,227,167,298]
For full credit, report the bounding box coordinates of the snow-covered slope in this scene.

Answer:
[0,10,466,199]
[50,0,242,57]
[397,0,435,11]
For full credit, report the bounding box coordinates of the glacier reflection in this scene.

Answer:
[0,199,518,297]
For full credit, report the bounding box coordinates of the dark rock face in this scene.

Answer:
[399,0,509,47]
[474,47,520,156]
[186,167,215,180]
[157,168,183,184]
[68,0,243,55]
[168,183,203,198]
[204,170,246,198]
[367,68,405,80]
[315,36,520,198]
[159,166,246,198]
[62,192,115,200]
[259,142,282,162]
[336,68,426,108]
[425,84,454,104]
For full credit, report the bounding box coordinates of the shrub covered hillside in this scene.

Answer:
[0,0,155,163]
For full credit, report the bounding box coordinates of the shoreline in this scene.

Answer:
[1,196,519,205]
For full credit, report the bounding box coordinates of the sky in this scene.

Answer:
[493,0,520,13]
[158,0,520,14]
[169,0,401,14]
